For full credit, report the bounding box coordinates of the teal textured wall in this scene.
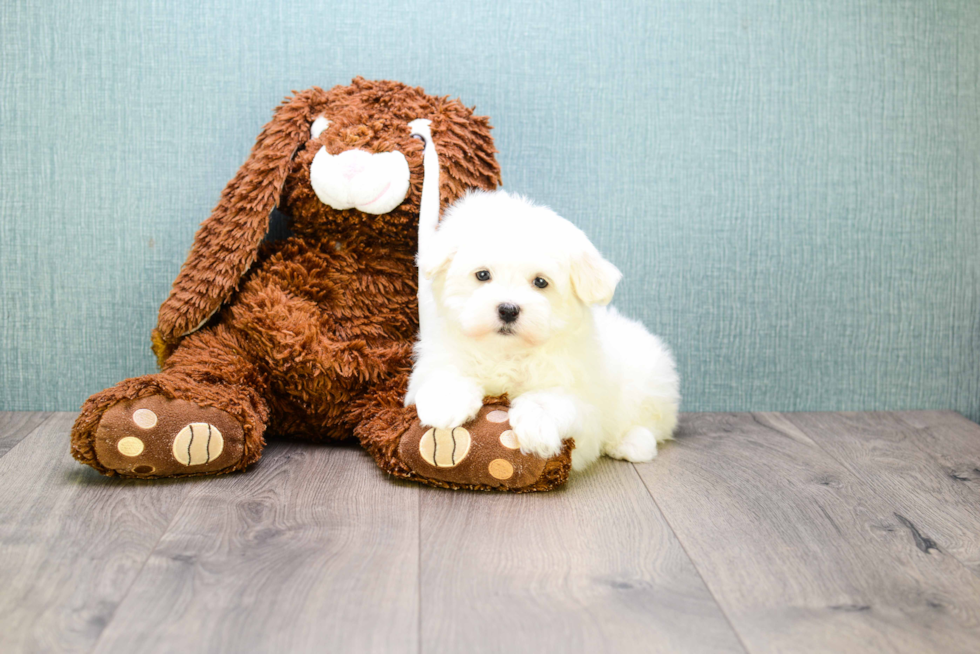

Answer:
[2,0,978,417]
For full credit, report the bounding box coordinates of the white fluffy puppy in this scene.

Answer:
[405,190,679,471]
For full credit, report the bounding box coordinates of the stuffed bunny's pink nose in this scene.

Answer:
[310,145,410,215]
[339,150,370,181]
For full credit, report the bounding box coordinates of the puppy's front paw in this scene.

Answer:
[508,397,566,458]
[415,377,484,430]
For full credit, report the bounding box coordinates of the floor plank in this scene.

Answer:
[4,410,979,653]
[894,411,980,497]
[784,411,980,576]
[0,411,52,457]
[419,457,746,654]
[91,441,420,654]
[638,412,980,654]
[0,413,194,653]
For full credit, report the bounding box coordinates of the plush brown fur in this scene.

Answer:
[71,78,571,491]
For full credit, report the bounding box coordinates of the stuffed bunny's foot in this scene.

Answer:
[393,401,572,492]
[91,395,246,478]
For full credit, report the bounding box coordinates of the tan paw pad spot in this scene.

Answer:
[132,409,157,429]
[488,458,514,480]
[419,427,471,467]
[117,436,145,457]
[485,410,510,423]
[499,430,520,450]
[172,423,223,466]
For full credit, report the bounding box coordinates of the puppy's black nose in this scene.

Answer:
[497,303,521,323]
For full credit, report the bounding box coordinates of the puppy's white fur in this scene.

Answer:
[406,190,679,471]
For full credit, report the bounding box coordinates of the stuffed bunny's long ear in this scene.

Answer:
[155,91,318,352]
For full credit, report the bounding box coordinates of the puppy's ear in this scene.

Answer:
[418,226,457,280]
[570,242,622,306]
[154,88,325,355]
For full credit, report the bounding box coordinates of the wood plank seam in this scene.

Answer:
[417,457,746,653]
[84,491,193,654]
[629,462,752,654]
[86,443,422,653]
[788,411,980,582]
[0,413,200,653]
[892,412,980,495]
[636,412,980,652]
[0,412,61,460]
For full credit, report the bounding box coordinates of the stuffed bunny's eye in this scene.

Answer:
[311,116,330,139]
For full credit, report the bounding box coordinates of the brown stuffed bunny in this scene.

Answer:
[70,78,571,491]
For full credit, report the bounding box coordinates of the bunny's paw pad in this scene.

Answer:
[397,403,572,492]
[93,396,244,478]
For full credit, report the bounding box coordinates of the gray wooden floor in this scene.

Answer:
[1,411,979,653]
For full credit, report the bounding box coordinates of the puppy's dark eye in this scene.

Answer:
[475,270,491,282]
[533,277,549,289]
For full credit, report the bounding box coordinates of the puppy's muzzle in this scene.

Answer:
[309,147,410,215]
[497,303,521,324]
